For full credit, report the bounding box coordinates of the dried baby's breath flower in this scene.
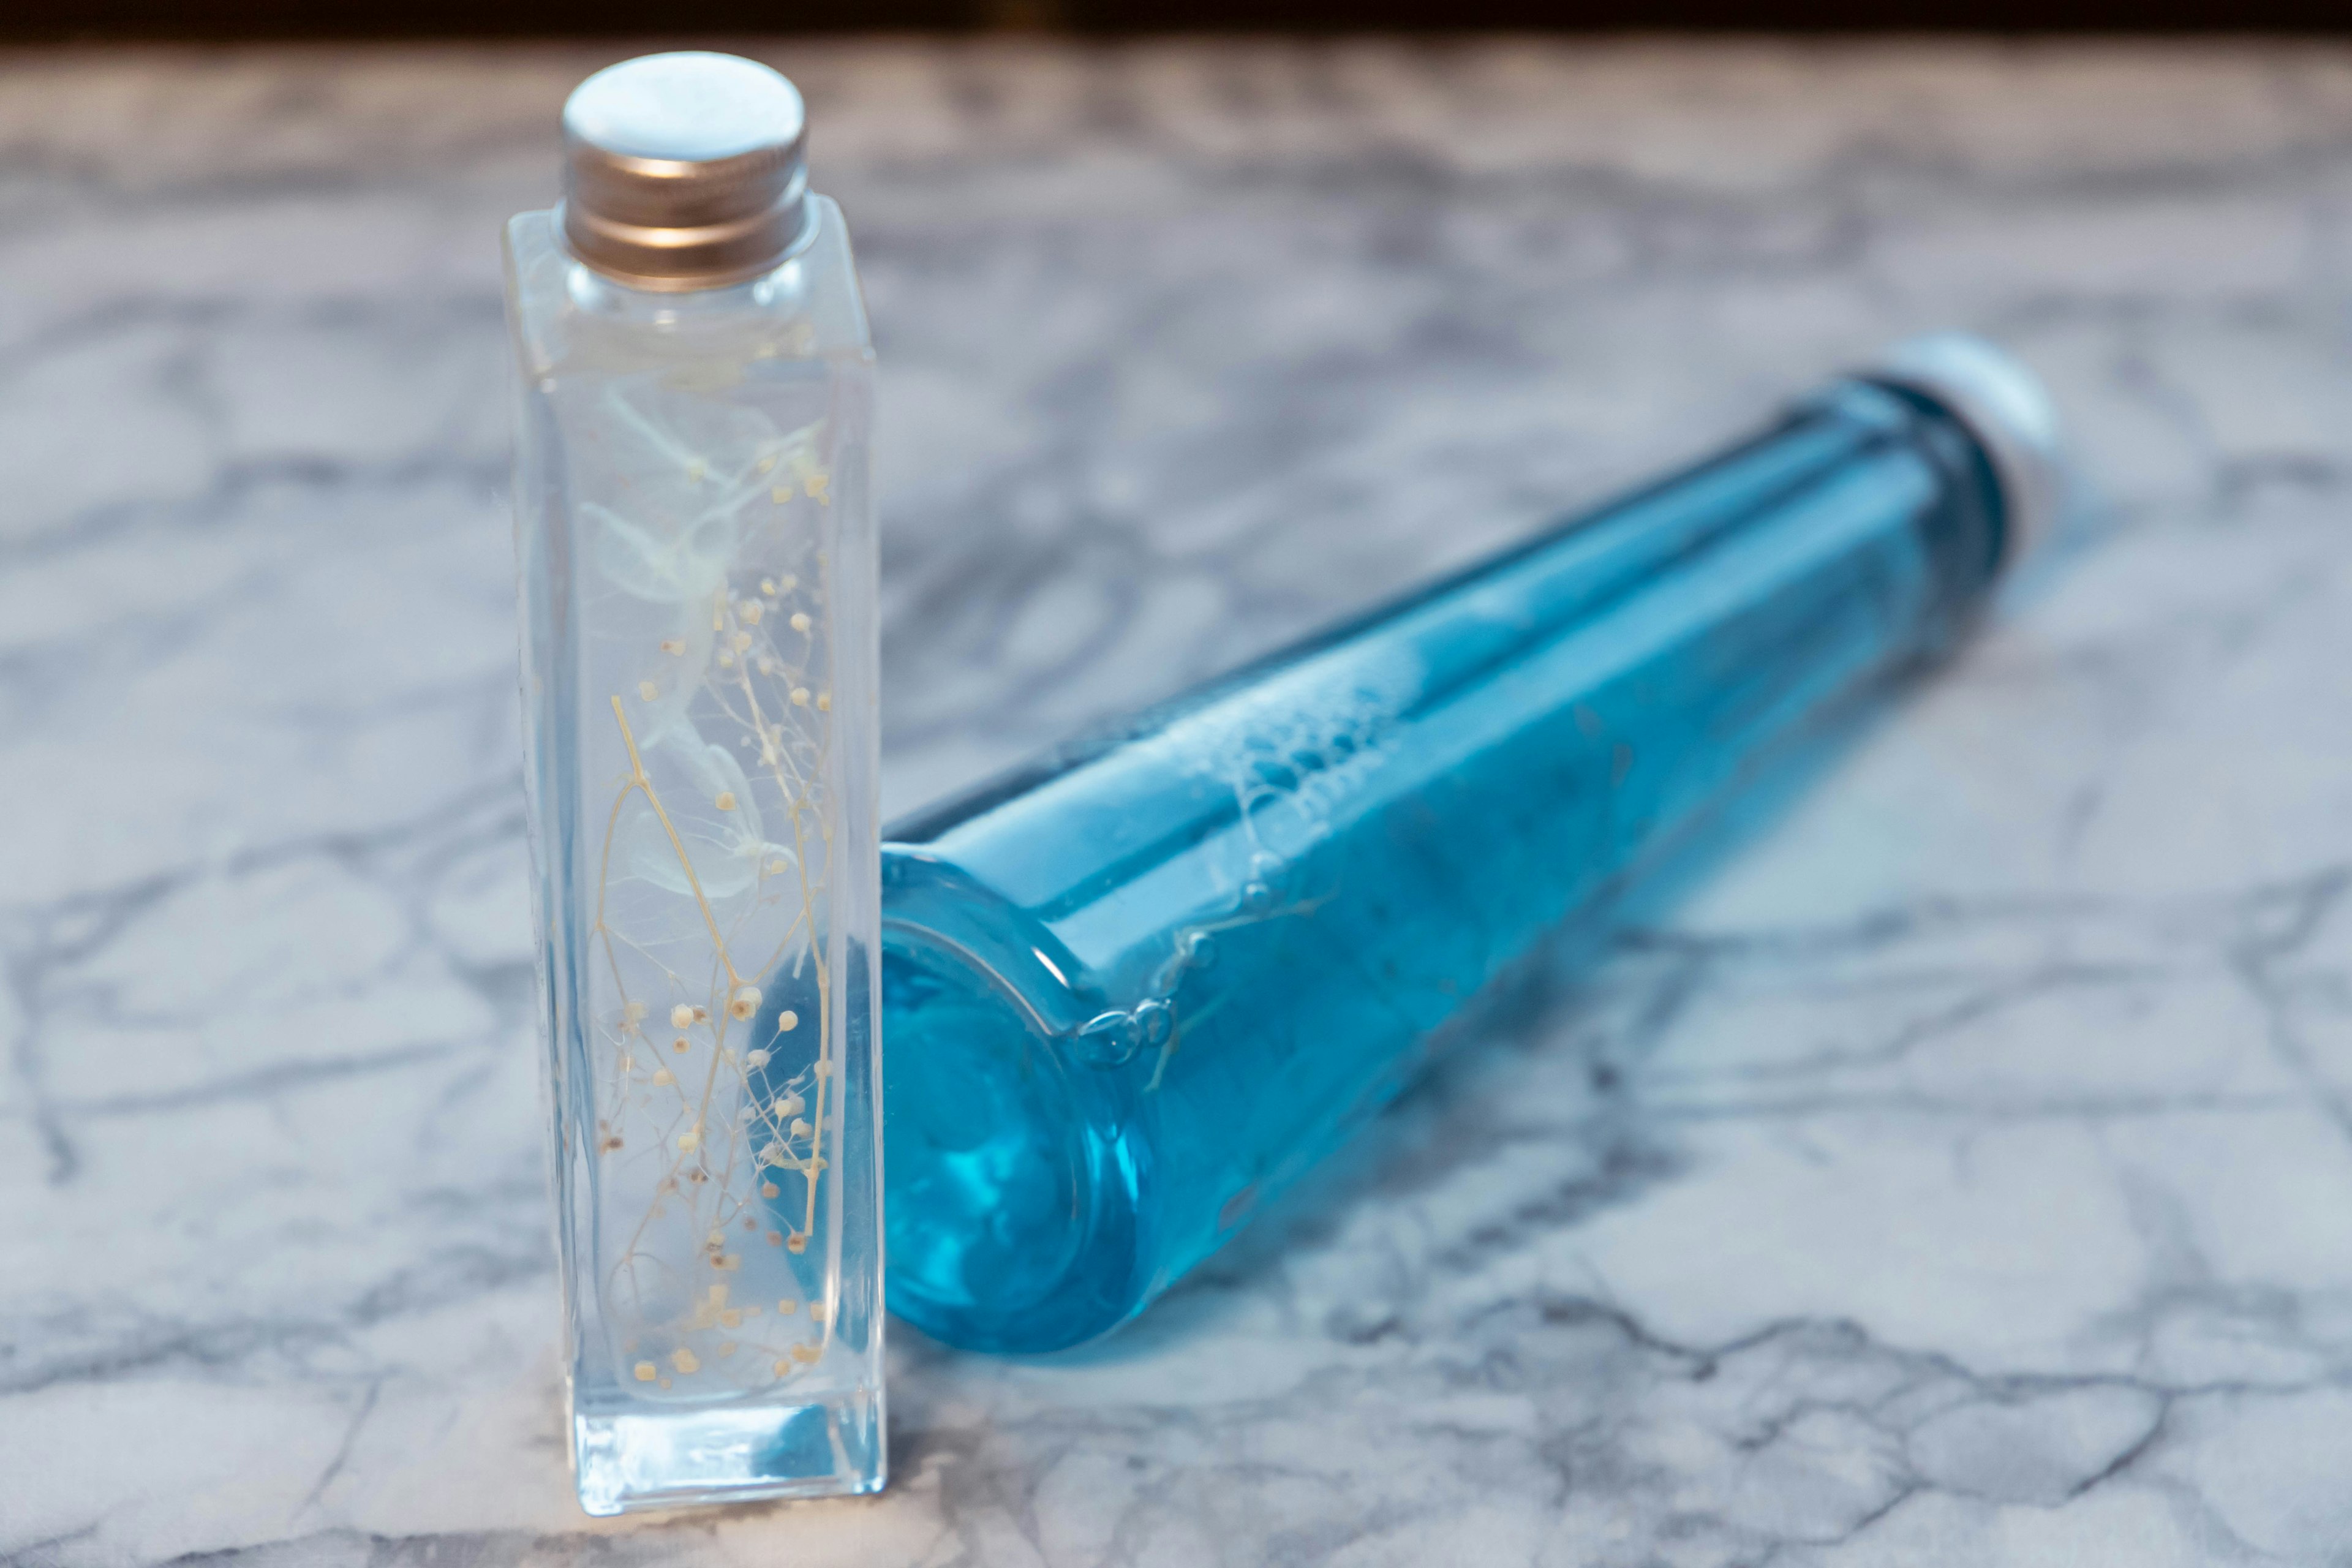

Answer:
[580,405,848,1406]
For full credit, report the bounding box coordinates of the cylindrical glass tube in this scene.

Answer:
[881,342,2057,1354]
[504,55,883,1515]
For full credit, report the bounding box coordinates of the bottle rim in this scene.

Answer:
[1865,332,2065,570]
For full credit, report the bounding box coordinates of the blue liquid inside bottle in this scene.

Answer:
[882,346,2052,1354]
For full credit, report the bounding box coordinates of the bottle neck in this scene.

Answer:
[564,257,796,322]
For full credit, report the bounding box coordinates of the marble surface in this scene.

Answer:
[4,37,2352,1567]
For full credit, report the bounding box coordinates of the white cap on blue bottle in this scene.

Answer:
[1870,333,2064,569]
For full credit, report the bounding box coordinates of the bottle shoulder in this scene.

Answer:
[504,196,872,385]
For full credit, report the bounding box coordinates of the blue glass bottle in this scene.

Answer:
[881,337,2059,1354]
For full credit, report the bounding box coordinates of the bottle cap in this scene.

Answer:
[1867,333,2064,569]
[560,52,811,292]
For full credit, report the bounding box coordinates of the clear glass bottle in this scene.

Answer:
[881,337,2059,1355]
[503,53,882,1514]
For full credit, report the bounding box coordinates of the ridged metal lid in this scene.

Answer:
[559,52,811,292]
[1867,333,2065,570]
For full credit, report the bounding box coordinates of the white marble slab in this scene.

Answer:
[2,37,2351,1567]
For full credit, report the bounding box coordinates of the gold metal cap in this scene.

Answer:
[560,52,811,292]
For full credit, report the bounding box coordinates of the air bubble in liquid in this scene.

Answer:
[1072,1009,1143,1067]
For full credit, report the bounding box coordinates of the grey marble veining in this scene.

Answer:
[3,37,2351,1567]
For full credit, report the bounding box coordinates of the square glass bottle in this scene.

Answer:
[502,53,883,1515]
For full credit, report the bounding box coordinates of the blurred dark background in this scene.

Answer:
[7,0,2348,38]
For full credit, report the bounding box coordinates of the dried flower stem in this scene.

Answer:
[610,695,744,990]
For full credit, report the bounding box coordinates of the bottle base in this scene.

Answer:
[571,1387,885,1516]
[880,924,1150,1353]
